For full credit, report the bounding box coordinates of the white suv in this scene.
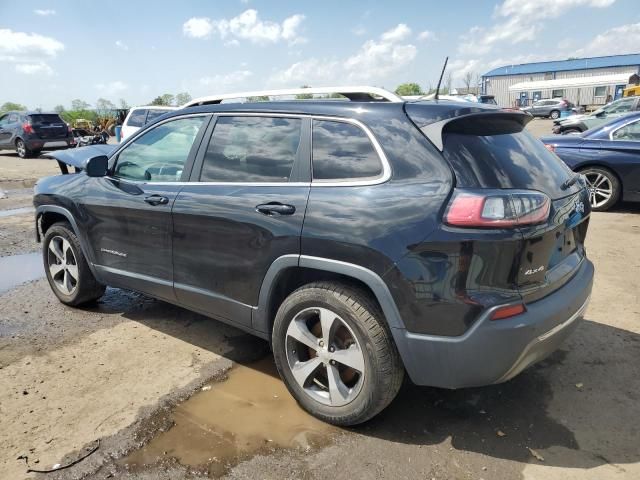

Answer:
[121,106,177,141]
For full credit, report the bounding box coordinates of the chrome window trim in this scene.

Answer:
[608,116,640,141]
[108,111,391,188]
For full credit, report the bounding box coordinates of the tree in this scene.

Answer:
[119,98,130,109]
[53,104,65,113]
[175,92,192,106]
[150,93,175,106]
[71,99,90,111]
[462,71,475,92]
[295,85,313,100]
[394,83,423,96]
[0,102,27,112]
[444,72,453,94]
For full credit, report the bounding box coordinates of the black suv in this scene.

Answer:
[0,111,74,158]
[34,88,594,425]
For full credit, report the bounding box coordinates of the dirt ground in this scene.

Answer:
[1,131,639,479]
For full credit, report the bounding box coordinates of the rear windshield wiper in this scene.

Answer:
[561,173,581,190]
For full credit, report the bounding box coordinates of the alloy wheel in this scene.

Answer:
[285,307,365,407]
[16,140,26,158]
[47,236,79,295]
[583,170,613,208]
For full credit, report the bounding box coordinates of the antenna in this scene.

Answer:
[434,56,449,101]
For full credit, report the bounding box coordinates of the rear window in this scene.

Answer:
[312,120,382,181]
[126,109,147,127]
[146,109,172,124]
[442,131,575,199]
[29,114,63,124]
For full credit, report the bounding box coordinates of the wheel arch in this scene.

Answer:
[253,255,406,336]
[36,205,99,277]
[575,163,624,190]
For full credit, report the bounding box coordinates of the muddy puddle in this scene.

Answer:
[122,357,336,477]
[0,252,43,294]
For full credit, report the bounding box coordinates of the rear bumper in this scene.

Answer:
[393,258,594,388]
[25,138,73,150]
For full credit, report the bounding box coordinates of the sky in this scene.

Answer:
[1,0,640,110]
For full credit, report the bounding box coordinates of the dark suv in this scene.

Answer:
[34,88,594,425]
[0,111,74,158]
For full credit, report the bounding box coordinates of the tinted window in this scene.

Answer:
[126,109,147,127]
[146,109,172,124]
[8,113,19,123]
[442,130,574,199]
[114,116,205,182]
[29,114,63,124]
[612,120,640,141]
[312,120,382,180]
[200,116,301,182]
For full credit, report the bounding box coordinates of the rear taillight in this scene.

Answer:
[445,189,550,228]
[22,122,34,134]
[543,143,556,153]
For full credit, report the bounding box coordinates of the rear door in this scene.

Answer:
[438,120,591,303]
[29,114,68,142]
[81,114,209,301]
[171,114,310,328]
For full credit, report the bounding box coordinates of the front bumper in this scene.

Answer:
[392,258,594,388]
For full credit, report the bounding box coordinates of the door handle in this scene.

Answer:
[144,195,169,206]
[256,202,296,216]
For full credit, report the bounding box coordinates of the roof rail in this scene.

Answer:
[182,86,403,107]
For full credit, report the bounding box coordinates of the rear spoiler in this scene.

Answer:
[44,145,116,174]
[413,110,532,151]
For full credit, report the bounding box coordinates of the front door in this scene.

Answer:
[81,114,209,301]
[172,114,310,328]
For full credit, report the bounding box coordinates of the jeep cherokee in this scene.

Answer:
[34,86,594,426]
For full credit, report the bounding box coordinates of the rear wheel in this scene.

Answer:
[579,166,620,211]
[15,139,32,158]
[550,110,561,119]
[43,222,106,306]
[272,282,404,426]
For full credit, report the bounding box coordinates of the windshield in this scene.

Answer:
[595,97,636,115]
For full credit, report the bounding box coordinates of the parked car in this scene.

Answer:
[542,111,640,211]
[35,87,594,426]
[520,98,574,119]
[121,106,177,141]
[553,96,640,134]
[0,111,73,158]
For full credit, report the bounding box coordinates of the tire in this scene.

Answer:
[562,128,582,135]
[579,166,620,212]
[550,110,561,119]
[272,281,404,426]
[15,139,32,158]
[43,222,106,306]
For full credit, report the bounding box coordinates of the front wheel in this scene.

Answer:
[562,128,582,135]
[580,167,620,211]
[43,222,106,306]
[272,282,404,426]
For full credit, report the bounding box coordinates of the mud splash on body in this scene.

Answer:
[122,357,335,476]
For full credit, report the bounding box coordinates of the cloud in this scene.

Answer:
[576,22,640,56]
[115,40,129,51]
[15,62,53,75]
[95,81,128,96]
[183,9,305,45]
[34,9,56,16]
[271,24,417,85]
[459,0,616,55]
[417,30,435,41]
[199,70,253,88]
[0,29,64,62]
[183,17,213,38]
[352,26,367,36]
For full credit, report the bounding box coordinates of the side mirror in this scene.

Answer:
[85,155,108,177]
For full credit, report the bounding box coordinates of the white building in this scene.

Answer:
[482,54,640,108]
